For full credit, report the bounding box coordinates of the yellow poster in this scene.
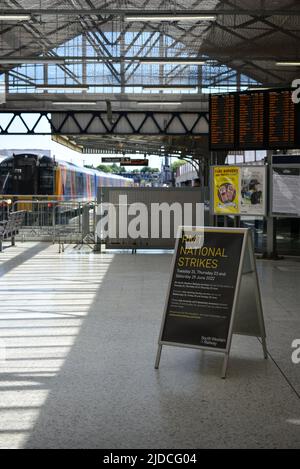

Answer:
[213,166,240,214]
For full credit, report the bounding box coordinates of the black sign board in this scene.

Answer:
[268,90,296,149]
[121,158,149,166]
[210,94,236,150]
[101,157,122,163]
[155,227,267,378]
[238,91,265,149]
[209,88,300,151]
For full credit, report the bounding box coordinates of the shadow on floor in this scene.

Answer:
[0,243,50,277]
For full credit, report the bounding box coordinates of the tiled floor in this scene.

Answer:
[0,242,299,448]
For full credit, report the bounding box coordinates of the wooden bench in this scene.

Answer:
[0,211,26,251]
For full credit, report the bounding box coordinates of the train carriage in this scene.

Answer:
[0,152,132,201]
[0,153,133,220]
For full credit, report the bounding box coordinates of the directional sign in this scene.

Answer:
[121,159,149,166]
[101,157,122,163]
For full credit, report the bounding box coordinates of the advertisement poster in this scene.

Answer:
[213,166,240,214]
[240,166,266,215]
[161,228,244,350]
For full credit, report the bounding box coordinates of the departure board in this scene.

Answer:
[238,92,265,148]
[209,88,299,151]
[210,94,235,150]
[268,90,295,149]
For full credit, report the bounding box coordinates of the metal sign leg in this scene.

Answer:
[155,344,162,370]
[261,336,268,359]
[221,352,229,379]
[248,234,269,360]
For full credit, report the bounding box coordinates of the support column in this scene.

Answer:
[4,71,9,95]
[82,33,87,92]
[236,71,241,92]
[264,151,278,258]
[264,216,278,258]
[43,63,48,96]
[120,25,125,94]
[197,63,203,94]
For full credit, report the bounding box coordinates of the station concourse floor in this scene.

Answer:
[0,241,299,449]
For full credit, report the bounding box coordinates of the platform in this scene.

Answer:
[0,242,299,449]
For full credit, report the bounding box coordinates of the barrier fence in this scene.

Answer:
[0,196,97,247]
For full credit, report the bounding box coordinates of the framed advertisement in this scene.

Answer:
[211,165,267,217]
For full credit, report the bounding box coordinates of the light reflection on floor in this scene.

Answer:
[0,242,113,448]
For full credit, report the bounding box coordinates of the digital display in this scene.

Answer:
[210,94,235,150]
[209,88,299,151]
[268,90,295,149]
[238,92,265,148]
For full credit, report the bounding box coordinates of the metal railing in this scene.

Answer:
[0,196,97,246]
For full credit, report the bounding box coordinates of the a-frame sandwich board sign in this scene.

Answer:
[155,227,267,378]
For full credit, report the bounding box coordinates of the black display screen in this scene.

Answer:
[238,92,265,148]
[209,88,299,151]
[209,94,236,150]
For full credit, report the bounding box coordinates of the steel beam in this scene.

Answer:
[0,110,209,136]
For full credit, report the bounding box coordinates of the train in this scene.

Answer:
[0,152,133,201]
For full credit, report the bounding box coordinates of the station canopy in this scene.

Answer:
[1,1,300,157]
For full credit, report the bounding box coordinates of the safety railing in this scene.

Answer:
[0,197,97,246]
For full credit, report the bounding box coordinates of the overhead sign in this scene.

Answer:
[155,227,267,378]
[238,91,264,149]
[209,88,298,151]
[121,158,149,166]
[101,157,122,163]
[210,93,236,150]
[101,157,149,166]
[212,165,267,216]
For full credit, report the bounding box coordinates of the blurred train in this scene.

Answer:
[0,152,133,202]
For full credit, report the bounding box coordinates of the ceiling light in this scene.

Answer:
[137,101,182,106]
[125,15,216,22]
[276,62,300,66]
[36,85,90,91]
[138,59,205,65]
[247,87,270,91]
[0,15,31,21]
[52,101,97,105]
[0,57,65,64]
[142,85,197,91]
